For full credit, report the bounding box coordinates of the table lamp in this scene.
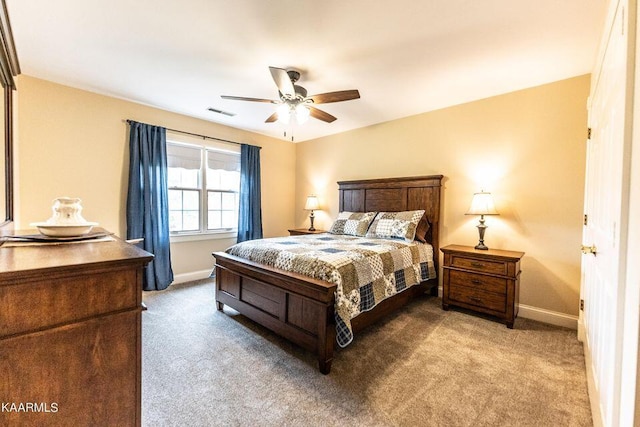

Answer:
[465,191,499,250]
[304,195,320,231]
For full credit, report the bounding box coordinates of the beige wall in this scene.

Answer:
[295,75,590,316]
[15,75,296,276]
[14,73,589,315]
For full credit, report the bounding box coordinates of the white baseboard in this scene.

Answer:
[518,303,578,329]
[172,269,214,285]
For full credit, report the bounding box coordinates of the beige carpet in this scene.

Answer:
[141,279,592,427]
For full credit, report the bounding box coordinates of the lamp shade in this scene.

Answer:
[296,105,310,124]
[277,104,291,124]
[465,192,499,215]
[304,195,320,210]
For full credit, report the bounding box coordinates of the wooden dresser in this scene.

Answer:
[441,244,524,328]
[0,230,153,426]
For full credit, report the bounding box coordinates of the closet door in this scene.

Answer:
[580,0,637,425]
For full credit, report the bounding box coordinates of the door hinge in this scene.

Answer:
[584,214,588,226]
[580,299,584,311]
[587,127,592,139]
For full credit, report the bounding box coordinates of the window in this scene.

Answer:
[167,144,201,232]
[206,151,240,230]
[167,140,240,235]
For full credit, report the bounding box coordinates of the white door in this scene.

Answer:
[580,0,633,425]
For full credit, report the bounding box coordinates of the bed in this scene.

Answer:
[213,175,443,374]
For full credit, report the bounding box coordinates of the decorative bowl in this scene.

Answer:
[30,222,99,237]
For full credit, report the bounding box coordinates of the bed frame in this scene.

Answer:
[213,175,443,374]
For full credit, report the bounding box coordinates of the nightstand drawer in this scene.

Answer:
[450,255,507,275]
[449,270,506,295]
[449,285,506,313]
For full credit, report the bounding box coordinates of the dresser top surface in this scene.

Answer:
[0,228,153,276]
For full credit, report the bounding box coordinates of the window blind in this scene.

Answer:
[167,144,201,170]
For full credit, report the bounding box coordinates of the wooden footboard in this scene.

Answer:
[214,251,338,374]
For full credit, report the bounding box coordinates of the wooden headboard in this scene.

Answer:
[337,175,444,266]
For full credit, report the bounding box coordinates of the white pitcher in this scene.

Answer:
[47,197,88,225]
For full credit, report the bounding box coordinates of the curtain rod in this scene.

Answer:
[125,119,261,149]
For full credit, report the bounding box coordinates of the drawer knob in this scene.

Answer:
[471,279,482,285]
[469,296,482,303]
[470,262,484,268]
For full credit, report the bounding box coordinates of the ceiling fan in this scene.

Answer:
[221,66,360,124]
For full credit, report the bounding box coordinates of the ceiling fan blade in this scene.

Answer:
[221,95,277,103]
[269,66,295,98]
[309,106,337,123]
[265,112,279,123]
[308,90,360,104]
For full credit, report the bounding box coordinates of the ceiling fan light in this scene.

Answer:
[296,105,310,124]
[277,104,291,124]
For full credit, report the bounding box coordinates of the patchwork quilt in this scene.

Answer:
[225,234,436,347]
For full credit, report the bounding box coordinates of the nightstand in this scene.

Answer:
[441,244,524,328]
[288,228,327,236]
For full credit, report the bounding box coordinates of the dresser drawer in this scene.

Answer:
[1,310,139,426]
[448,285,506,313]
[450,255,507,275]
[449,270,507,295]
[0,268,139,338]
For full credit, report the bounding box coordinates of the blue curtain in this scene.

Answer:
[126,121,174,291]
[237,144,263,242]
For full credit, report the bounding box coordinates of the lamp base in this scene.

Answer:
[308,210,316,231]
[475,215,489,250]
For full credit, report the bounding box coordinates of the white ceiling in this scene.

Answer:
[6,0,606,142]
